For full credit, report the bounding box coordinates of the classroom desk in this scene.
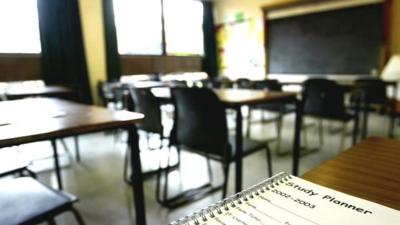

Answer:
[151,87,302,192]
[3,85,74,100]
[216,89,301,192]
[122,80,167,89]
[280,79,397,141]
[0,98,147,225]
[302,136,400,211]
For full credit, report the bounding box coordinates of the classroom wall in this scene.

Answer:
[214,0,400,77]
[214,0,300,24]
[391,0,400,54]
[78,0,107,104]
[76,0,399,90]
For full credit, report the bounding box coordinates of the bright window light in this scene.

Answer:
[113,0,163,55]
[0,0,41,53]
[164,0,204,56]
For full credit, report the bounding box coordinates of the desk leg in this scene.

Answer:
[352,97,360,145]
[389,84,398,138]
[235,106,243,193]
[362,104,369,139]
[292,99,302,176]
[51,139,63,190]
[389,99,396,138]
[389,114,395,138]
[128,126,146,225]
[74,136,80,162]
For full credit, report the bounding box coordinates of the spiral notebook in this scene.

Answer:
[170,172,400,225]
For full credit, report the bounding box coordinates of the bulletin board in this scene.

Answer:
[216,19,265,79]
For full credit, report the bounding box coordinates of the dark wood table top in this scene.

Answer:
[151,87,297,106]
[302,136,400,211]
[0,98,144,147]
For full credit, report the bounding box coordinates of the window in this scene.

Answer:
[113,0,204,56]
[113,0,163,55]
[0,0,41,53]
[164,0,204,55]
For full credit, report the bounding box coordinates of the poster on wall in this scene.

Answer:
[216,18,265,80]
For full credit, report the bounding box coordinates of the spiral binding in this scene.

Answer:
[170,172,293,225]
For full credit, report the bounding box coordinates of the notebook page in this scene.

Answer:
[194,175,400,225]
[262,176,400,225]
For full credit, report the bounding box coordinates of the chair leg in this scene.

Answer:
[275,114,283,155]
[246,108,253,138]
[222,163,230,199]
[162,146,175,203]
[206,155,213,184]
[70,207,86,225]
[265,144,273,177]
[26,169,37,179]
[302,119,309,149]
[156,151,163,203]
[47,218,57,225]
[74,136,80,162]
[339,122,347,152]
[123,145,131,184]
[388,110,396,138]
[362,106,369,139]
[318,119,324,147]
[156,145,173,204]
[59,139,73,163]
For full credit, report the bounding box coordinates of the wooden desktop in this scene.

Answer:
[302,136,400,211]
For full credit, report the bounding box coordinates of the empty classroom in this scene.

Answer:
[0,0,399,225]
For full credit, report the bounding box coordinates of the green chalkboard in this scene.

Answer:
[268,4,383,75]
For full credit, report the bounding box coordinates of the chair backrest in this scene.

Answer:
[355,79,387,105]
[302,79,347,118]
[236,78,253,89]
[253,80,282,91]
[171,88,229,157]
[97,81,119,106]
[218,77,233,88]
[128,88,163,135]
[202,79,221,89]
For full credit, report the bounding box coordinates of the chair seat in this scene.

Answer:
[186,137,267,162]
[228,136,267,160]
[0,177,78,225]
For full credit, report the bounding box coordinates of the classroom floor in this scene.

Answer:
[2,110,396,225]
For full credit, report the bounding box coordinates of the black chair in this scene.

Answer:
[128,87,164,136]
[202,79,221,89]
[202,77,233,89]
[236,78,253,89]
[97,81,117,107]
[124,87,177,183]
[248,80,295,154]
[157,87,272,207]
[0,177,85,225]
[354,79,394,138]
[302,79,357,151]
